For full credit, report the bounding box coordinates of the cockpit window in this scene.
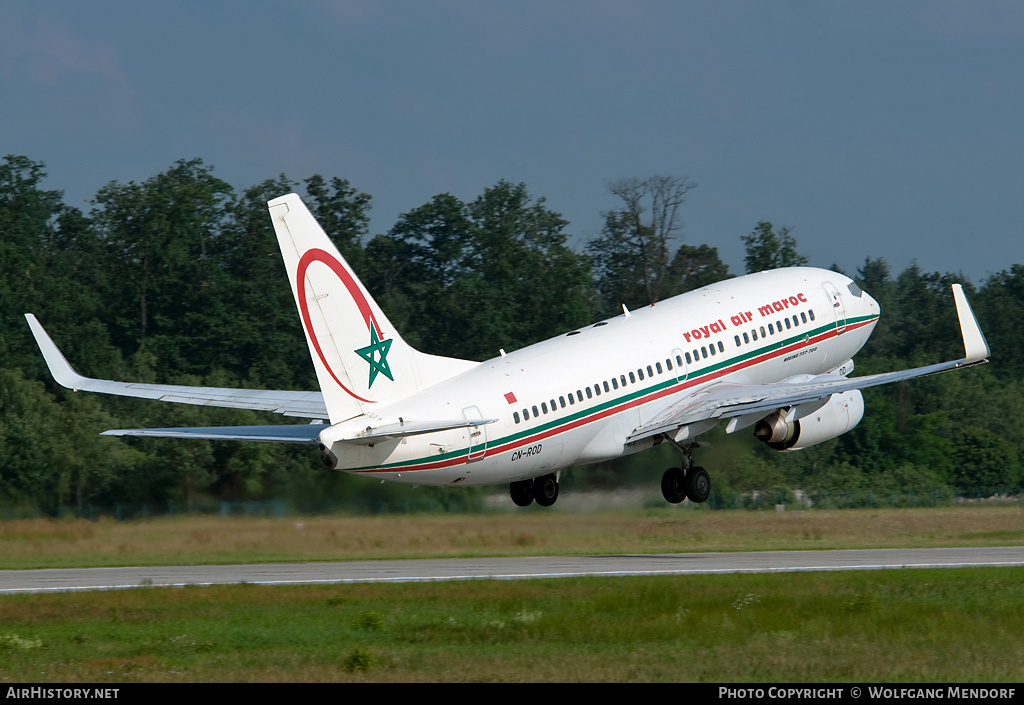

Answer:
[847,282,863,297]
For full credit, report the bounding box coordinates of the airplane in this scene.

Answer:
[25,193,991,508]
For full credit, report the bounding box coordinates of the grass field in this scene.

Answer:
[1,506,1022,682]
[0,568,1022,682]
[0,505,1022,569]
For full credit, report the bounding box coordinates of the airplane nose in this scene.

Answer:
[865,290,880,316]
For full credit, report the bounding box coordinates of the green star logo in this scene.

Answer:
[354,326,394,388]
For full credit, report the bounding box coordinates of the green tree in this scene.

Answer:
[90,158,233,375]
[977,264,1024,380]
[459,180,592,357]
[855,258,898,359]
[741,221,808,274]
[364,193,474,354]
[950,427,1021,496]
[663,243,732,296]
[368,181,592,360]
[304,174,372,274]
[588,176,697,314]
[215,175,317,390]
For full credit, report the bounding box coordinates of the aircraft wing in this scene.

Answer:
[628,283,990,443]
[25,314,328,420]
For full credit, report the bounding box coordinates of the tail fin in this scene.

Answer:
[268,193,477,423]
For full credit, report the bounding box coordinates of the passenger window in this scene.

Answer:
[629,371,636,383]
[523,408,530,420]
[532,405,539,417]
[602,381,610,393]
[752,329,758,341]
[809,310,815,321]
[801,312,807,324]
[637,368,644,380]
[701,347,708,359]
[514,411,521,424]
[676,355,683,367]
[792,315,799,327]
[647,365,654,376]
[541,402,548,414]
[735,335,741,347]
[718,341,724,353]
[550,399,556,411]
[586,387,592,399]
[743,332,749,344]
[666,359,672,371]
[656,362,662,374]
[568,394,575,406]
[760,326,766,338]
[577,390,584,402]
[685,352,692,364]
[611,378,618,390]
[620,375,627,387]
[559,396,566,408]
[709,345,716,357]
[768,323,774,335]
[785,318,791,329]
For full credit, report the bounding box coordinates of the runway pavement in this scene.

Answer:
[2,546,1023,594]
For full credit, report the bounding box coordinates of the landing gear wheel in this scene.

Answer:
[661,467,687,504]
[510,479,534,507]
[533,474,559,507]
[685,466,711,503]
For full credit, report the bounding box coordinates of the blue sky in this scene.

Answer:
[3,1,1023,284]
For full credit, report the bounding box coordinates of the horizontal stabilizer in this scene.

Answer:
[101,425,324,443]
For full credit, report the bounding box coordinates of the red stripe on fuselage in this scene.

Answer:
[352,318,876,474]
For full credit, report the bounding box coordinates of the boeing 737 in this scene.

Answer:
[25,193,991,507]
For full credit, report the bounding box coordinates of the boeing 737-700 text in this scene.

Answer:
[26,194,990,507]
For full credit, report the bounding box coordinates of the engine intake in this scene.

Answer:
[754,391,864,451]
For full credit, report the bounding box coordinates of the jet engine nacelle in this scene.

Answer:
[754,390,864,451]
[319,443,339,469]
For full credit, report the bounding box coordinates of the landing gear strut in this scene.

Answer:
[509,473,560,508]
[660,443,711,505]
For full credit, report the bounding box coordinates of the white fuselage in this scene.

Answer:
[320,267,880,486]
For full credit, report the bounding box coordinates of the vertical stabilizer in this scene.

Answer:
[268,194,476,423]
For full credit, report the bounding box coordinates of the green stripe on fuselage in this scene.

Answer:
[350,314,877,472]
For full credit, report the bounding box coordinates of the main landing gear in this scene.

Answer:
[660,444,711,505]
[510,473,559,508]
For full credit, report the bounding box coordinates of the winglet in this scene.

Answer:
[952,284,990,363]
[24,314,91,390]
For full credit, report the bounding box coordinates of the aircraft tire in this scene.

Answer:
[533,474,559,507]
[661,467,687,504]
[686,466,711,503]
[510,479,535,507]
